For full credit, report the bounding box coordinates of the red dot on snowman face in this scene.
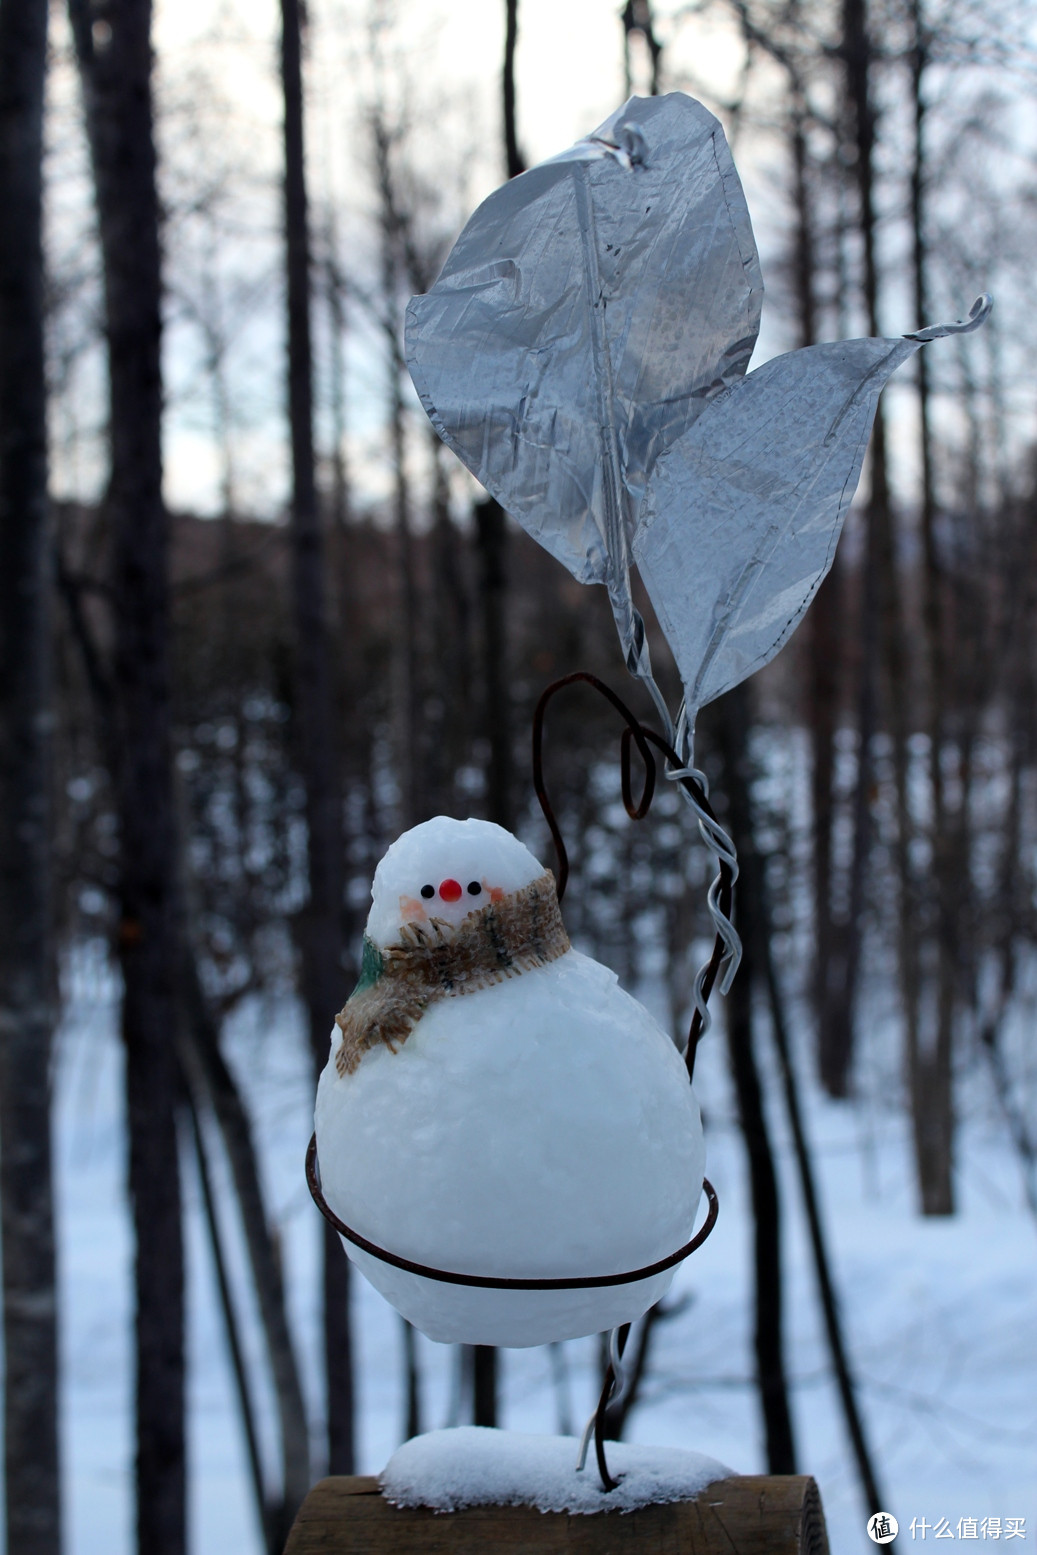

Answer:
[439,878,463,902]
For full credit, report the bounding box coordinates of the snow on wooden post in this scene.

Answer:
[282,1473,830,1553]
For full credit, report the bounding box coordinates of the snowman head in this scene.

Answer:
[365,816,546,949]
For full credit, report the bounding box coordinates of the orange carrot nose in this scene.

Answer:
[439,878,462,902]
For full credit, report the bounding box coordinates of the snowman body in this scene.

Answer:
[314,817,705,1347]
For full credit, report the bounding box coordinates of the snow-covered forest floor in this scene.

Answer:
[53,933,1037,1555]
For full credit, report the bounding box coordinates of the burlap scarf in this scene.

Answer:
[333,869,570,1075]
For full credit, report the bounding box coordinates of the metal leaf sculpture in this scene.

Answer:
[634,307,990,721]
[406,92,763,687]
[406,90,990,734]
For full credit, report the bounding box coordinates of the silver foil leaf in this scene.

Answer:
[406,92,762,674]
[634,296,992,719]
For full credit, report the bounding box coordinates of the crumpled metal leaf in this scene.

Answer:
[633,295,992,720]
[406,92,762,674]
[407,91,990,722]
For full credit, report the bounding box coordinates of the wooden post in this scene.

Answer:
[283,1473,829,1553]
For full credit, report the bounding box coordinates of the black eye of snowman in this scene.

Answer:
[420,884,435,899]
[467,881,482,896]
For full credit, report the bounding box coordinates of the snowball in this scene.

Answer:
[380,1427,733,1515]
[315,815,707,1346]
[315,947,705,1345]
[365,815,544,948]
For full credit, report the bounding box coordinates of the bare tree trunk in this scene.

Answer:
[909,7,954,1213]
[809,559,847,1092]
[324,236,350,542]
[712,688,797,1475]
[425,438,472,816]
[621,1,664,96]
[472,1344,498,1429]
[755,865,887,1520]
[370,120,425,830]
[475,498,512,837]
[503,0,526,178]
[788,100,850,1096]
[177,947,311,1549]
[840,0,920,1116]
[280,0,353,1476]
[389,354,423,823]
[402,1319,422,1440]
[183,1096,268,1548]
[67,5,185,1549]
[468,496,513,1429]
[0,3,61,1549]
[978,473,1037,1214]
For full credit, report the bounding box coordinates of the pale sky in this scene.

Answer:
[47,0,1027,519]
[144,0,757,517]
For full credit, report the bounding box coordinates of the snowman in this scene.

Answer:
[314,815,705,1348]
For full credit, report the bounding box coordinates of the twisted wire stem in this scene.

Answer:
[670,701,742,1034]
[664,746,742,1048]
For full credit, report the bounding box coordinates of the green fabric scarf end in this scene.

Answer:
[351,935,384,998]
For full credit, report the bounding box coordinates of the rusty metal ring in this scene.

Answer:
[306,1132,718,1289]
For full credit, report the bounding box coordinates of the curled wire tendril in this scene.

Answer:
[532,671,740,1079]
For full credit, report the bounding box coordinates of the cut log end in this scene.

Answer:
[283,1472,830,1553]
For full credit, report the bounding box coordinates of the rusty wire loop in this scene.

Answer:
[308,1130,717,1496]
[531,670,739,1080]
[306,1132,718,1290]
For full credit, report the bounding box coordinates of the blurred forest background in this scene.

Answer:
[1,0,1035,1552]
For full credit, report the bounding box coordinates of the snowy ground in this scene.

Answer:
[42,944,1037,1553]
